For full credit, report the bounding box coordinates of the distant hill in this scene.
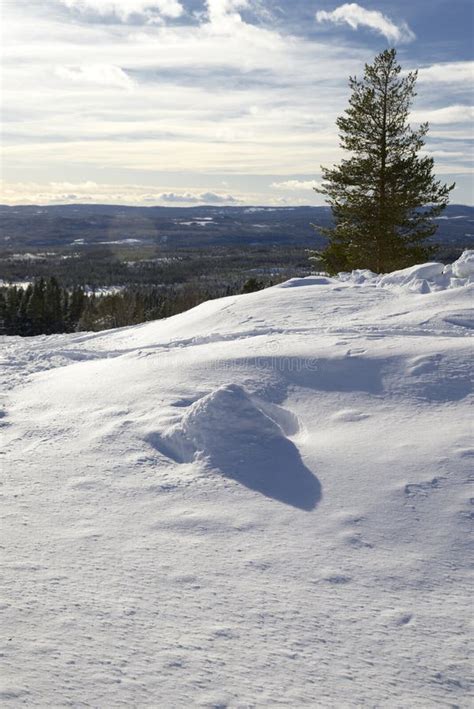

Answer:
[0,204,472,251]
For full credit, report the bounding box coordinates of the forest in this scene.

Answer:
[0,236,468,336]
[0,275,274,336]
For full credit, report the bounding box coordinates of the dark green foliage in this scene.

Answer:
[241,277,265,294]
[67,287,86,328]
[44,277,63,332]
[26,278,47,332]
[1,278,274,336]
[313,49,454,274]
[2,286,25,334]
[0,245,308,336]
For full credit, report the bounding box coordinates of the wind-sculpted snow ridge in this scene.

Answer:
[343,249,474,291]
[1,252,473,707]
[282,249,474,293]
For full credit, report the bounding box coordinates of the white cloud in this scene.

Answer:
[411,105,474,125]
[160,191,241,203]
[59,0,183,22]
[417,61,474,84]
[316,3,415,43]
[55,64,133,89]
[2,135,343,176]
[0,182,243,206]
[0,3,350,178]
[1,1,470,205]
[272,180,321,191]
[207,0,249,23]
[204,0,282,52]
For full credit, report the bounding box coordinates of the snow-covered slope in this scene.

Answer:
[1,254,473,707]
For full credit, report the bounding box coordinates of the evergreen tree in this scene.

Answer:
[17,285,32,335]
[44,277,63,333]
[313,49,454,274]
[67,287,86,330]
[241,277,264,294]
[77,294,97,331]
[0,291,6,334]
[4,286,24,334]
[26,278,47,334]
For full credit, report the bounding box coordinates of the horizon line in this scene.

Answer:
[1,202,472,209]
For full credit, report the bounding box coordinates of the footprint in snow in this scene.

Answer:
[323,574,352,585]
[343,532,374,549]
[210,627,238,640]
[312,567,353,585]
[336,512,366,526]
[379,609,413,627]
[245,559,272,571]
[404,477,446,499]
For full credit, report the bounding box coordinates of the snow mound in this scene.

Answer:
[377,261,445,288]
[451,249,474,278]
[147,384,321,510]
[334,250,474,292]
[337,268,376,284]
[278,276,334,288]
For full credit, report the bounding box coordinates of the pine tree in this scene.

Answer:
[313,49,454,274]
[4,286,24,334]
[17,285,32,335]
[77,295,97,331]
[26,278,47,334]
[0,291,6,334]
[44,277,63,333]
[67,286,86,330]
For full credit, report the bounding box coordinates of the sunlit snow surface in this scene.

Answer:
[1,253,473,707]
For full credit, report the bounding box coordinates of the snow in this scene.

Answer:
[179,219,214,227]
[98,239,143,244]
[148,383,320,511]
[336,251,474,292]
[0,280,32,289]
[4,253,48,261]
[1,253,473,706]
[451,249,474,278]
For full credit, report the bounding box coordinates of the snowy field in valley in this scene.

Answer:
[1,253,473,707]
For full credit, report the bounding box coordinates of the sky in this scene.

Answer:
[1,0,473,206]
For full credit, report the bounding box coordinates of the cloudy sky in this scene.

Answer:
[1,0,473,206]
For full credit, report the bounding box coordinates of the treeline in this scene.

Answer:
[0,276,268,336]
[0,245,311,288]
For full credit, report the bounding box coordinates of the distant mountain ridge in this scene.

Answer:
[0,204,472,250]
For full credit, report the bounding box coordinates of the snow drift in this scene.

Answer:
[1,252,473,707]
[148,383,321,510]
